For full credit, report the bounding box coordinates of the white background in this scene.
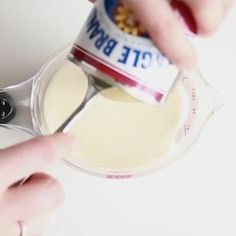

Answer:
[1,1,236,236]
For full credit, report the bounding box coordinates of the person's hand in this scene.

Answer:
[122,0,234,69]
[0,133,75,236]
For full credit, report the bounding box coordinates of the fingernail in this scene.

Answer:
[64,133,78,151]
[53,133,78,156]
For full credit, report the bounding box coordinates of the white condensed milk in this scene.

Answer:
[43,61,183,172]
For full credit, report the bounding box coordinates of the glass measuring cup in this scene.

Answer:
[0,44,223,179]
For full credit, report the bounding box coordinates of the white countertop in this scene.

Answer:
[1,1,236,236]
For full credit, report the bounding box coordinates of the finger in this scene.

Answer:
[0,133,76,188]
[2,216,47,236]
[0,173,64,225]
[123,0,197,70]
[182,0,223,36]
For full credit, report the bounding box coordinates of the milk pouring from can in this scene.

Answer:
[68,0,196,104]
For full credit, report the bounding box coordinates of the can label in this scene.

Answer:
[70,0,179,103]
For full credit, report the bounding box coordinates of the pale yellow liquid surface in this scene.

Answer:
[43,61,182,172]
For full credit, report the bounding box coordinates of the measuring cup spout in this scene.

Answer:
[0,77,35,135]
[208,86,224,114]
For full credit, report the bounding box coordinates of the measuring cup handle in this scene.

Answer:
[0,77,36,135]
